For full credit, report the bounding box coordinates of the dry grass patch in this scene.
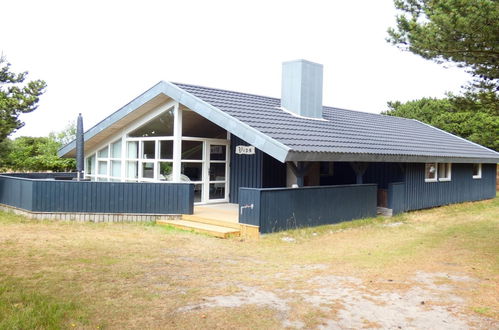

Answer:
[0,196,498,328]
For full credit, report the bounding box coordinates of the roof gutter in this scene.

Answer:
[285,150,499,164]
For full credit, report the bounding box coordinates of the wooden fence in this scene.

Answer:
[0,174,193,215]
[239,184,377,233]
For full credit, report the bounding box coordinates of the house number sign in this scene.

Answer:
[235,145,255,155]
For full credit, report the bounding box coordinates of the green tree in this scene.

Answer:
[383,94,499,151]
[387,0,499,89]
[2,136,75,172]
[0,56,46,142]
[49,120,76,146]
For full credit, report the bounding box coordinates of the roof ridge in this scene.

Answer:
[171,82,281,101]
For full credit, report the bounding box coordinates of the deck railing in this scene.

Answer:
[239,184,377,233]
[0,174,194,215]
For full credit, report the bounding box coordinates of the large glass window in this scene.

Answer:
[84,104,231,202]
[182,110,226,138]
[128,108,174,137]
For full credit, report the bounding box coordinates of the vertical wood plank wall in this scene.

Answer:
[229,135,264,203]
[402,163,496,211]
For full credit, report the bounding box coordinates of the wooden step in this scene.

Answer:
[181,214,240,229]
[157,219,240,238]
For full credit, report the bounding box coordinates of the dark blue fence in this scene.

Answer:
[0,174,194,215]
[239,184,377,233]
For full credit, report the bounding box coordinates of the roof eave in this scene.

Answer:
[58,81,291,162]
[285,151,499,164]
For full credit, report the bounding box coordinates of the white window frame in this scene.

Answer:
[472,163,482,179]
[424,162,438,182]
[438,163,452,182]
[82,100,231,204]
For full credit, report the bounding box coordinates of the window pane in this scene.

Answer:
[111,160,121,177]
[209,183,225,199]
[438,163,447,179]
[142,141,155,159]
[425,163,436,180]
[159,162,173,181]
[127,161,138,179]
[98,146,109,158]
[438,163,451,180]
[86,154,95,175]
[182,141,203,160]
[111,139,122,158]
[210,145,226,161]
[209,163,226,181]
[128,108,174,137]
[127,141,138,159]
[181,162,202,181]
[472,164,481,177]
[98,161,108,175]
[182,110,226,138]
[160,141,173,159]
[141,162,154,179]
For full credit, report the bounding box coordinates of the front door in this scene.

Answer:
[203,143,229,203]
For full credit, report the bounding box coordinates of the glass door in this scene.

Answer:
[206,143,228,202]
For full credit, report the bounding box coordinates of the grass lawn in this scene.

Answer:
[0,197,498,329]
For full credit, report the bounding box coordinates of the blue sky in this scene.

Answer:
[3,0,471,137]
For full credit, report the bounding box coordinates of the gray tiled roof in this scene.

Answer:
[173,83,499,163]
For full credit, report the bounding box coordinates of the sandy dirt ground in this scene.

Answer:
[178,266,496,329]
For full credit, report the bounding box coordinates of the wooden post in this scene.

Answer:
[288,161,312,187]
[350,162,369,184]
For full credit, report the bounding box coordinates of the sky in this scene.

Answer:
[2,0,472,138]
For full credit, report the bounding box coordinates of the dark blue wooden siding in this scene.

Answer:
[364,163,404,189]
[239,184,377,233]
[403,163,496,211]
[0,175,194,214]
[262,153,287,188]
[388,182,406,215]
[229,135,264,203]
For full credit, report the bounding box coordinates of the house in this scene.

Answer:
[58,60,498,232]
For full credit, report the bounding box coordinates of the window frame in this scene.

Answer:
[472,163,482,179]
[424,162,438,182]
[438,163,452,182]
